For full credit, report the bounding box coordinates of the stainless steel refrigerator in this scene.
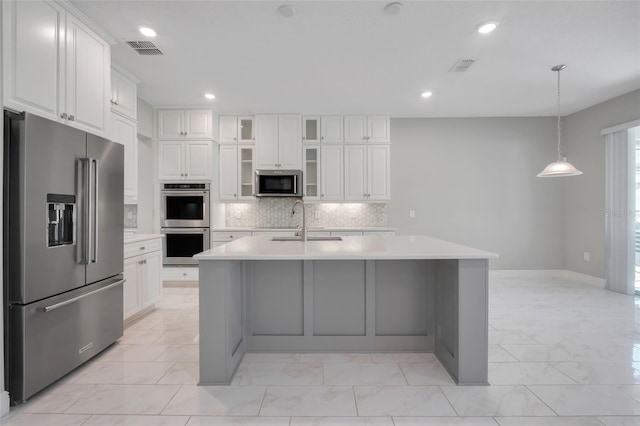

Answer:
[3,111,124,404]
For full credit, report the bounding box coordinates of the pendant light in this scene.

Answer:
[537,65,583,177]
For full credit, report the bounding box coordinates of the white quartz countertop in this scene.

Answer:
[212,227,397,232]
[194,235,498,261]
[123,233,164,244]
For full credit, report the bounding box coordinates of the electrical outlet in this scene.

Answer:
[234,210,242,219]
[409,210,415,219]
[314,210,320,220]
[584,252,590,262]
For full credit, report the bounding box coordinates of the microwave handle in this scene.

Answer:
[293,175,298,195]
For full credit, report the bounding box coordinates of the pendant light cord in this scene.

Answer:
[556,68,562,160]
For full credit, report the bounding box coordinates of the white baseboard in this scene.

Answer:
[490,269,605,288]
[1,390,10,417]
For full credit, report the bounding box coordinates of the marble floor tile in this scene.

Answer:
[117,330,165,345]
[488,331,539,345]
[65,384,181,415]
[500,344,625,363]
[324,363,406,385]
[399,362,456,385]
[151,319,199,331]
[488,362,576,385]
[391,353,437,363]
[370,354,396,363]
[162,385,265,416]
[155,345,200,363]
[298,353,372,363]
[528,385,640,416]
[186,418,290,426]
[158,363,200,385]
[0,413,90,425]
[75,361,175,384]
[83,414,190,425]
[96,344,170,362]
[239,362,323,385]
[392,419,499,426]
[488,346,518,363]
[597,416,640,426]
[260,386,356,417]
[552,362,640,385]
[290,417,394,425]
[11,384,97,414]
[354,386,456,416]
[617,385,640,402]
[155,331,200,345]
[494,417,606,426]
[440,385,555,416]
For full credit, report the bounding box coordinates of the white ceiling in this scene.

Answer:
[71,0,640,117]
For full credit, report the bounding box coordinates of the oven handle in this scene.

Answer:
[161,191,209,196]
[161,228,209,234]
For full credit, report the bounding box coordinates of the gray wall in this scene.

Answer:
[563,89,640,278]
[389,117,564,270]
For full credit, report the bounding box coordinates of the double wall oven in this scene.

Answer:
[160,183,210,265]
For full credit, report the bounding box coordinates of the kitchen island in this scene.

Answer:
[194,235,498,386]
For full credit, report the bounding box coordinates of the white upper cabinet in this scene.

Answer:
[302,116,320,144]
[321,116,344,143]
[344,145,390,201]
[345,116,390,143]
[157,140,212,181]
[156,109,213,140]
[278,114,302,169]
[111,68,137,120]
[320,145,343,201]
[255,114,301,170]
[3,0,111,136]
[219,145,239,200]
[219,115,255,144]
[111,113,138,201]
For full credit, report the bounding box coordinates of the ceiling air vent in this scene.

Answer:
[449,58,475,72]
[125,40,163,56]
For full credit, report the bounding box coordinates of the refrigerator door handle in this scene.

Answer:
[76,158,90,265]
[91,158,99,263]
[38,279,125,313]
[87,157,94,264]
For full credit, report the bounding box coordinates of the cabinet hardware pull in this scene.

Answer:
[234,137,237,141]
[321,136,324,140]
[302,137,306,140]
[60,113,67,119]
[233,194,236,197]
[69,115,75,121]
[140,246,145,250]
[110,99,116,104]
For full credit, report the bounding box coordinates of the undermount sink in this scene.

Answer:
[271,236,343,242]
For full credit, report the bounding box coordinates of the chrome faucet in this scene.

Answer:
[291,200,307,241]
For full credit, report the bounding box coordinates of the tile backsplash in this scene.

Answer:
[225,199,388,228]
[124,204,138,229]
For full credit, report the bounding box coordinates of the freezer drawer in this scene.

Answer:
[6,276,124,403]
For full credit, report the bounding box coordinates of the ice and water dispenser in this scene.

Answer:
[47,194,76,247]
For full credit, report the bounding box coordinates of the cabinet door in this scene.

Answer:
[112,114,138,201]
[367,145,391,200]
[141,251,162,307]
[303,146,320,200]
[184,110,212,139]
[321,145,344,201]
[219,116,238,143]
[111,68,137,120]
[184,141,211,179]
[344,145,367,200]
[344,116,367,143]
[2,0,65,121]
[65,14,110,135]
[219,145,238,200]
[123,257,140,319]
[157,110,184,139]
[303,116,320,144]
[238,116,255,143]
[367,116,390,143]
[278,114,302,169]
[238,146,255,199]
[321,116,343,143]
[255,114,279,169]
[158,141,184,180]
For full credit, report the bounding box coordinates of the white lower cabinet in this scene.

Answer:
[123,238,163,322]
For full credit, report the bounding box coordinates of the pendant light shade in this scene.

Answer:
[537,64,583,178]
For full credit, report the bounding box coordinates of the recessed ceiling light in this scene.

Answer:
[139,27,156,37]
[384,2,403,16]
[278,5,296,18]
[477,21,499,34]
[204,93,215,100]
[421,91,433,98]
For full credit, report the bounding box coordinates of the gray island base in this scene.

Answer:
[195,235,499,386]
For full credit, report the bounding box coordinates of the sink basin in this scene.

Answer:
[271,236,343,242]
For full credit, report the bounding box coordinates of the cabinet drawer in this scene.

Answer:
[211,231,252,242]
[124,238,162,259]
[163,266,199,281]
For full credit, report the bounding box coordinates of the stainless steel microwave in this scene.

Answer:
[254,169,303,197]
